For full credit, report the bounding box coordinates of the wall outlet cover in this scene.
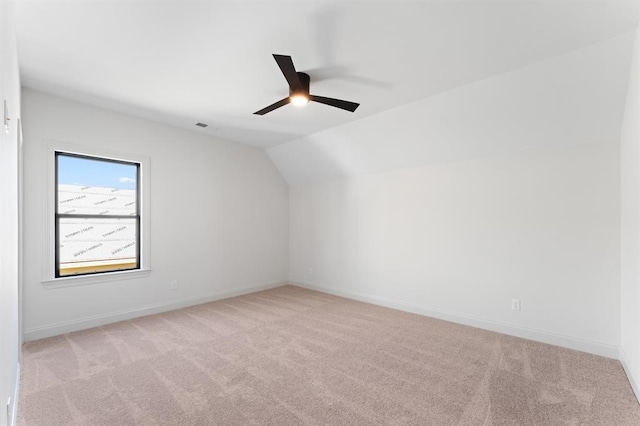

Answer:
[511,298,521,311]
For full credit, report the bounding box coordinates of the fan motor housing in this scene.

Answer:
[291,72,310,96]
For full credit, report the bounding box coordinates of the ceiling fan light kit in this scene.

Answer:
[290,93,310,106]
[290,72,310,106]
[254,54,360,115]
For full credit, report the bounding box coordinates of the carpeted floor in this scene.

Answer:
[18,285,640,425]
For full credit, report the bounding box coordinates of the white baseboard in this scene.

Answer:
[23,280,287,341]
[9,362,20,426]
[290,280,620,359]
[620,347,640,404]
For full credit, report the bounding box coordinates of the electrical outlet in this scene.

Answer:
[511,298,521,311]
[308,267,314,275]
[170,280,178,290]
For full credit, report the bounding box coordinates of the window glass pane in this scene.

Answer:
[57,155,137,215]
[58,217,137,276]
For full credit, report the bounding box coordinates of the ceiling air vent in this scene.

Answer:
[195,122,208,128]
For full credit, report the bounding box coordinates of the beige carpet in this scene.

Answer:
[18,285,640,425]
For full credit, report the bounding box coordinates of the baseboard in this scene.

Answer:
[23,280,287,341]
[9,362,20,426]
[620,347,640,404]
[290,280,619,359]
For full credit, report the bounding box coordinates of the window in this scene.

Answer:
[55,152,140,277]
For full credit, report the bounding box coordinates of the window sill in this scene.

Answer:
[41,268,152,289]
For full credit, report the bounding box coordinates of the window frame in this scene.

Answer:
[54,151,141,278]
[42,140,151,288]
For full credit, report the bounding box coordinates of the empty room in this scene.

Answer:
[2,0,640,424]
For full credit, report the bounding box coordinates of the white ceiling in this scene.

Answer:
[15,0,639,149]
[268,31,635,185]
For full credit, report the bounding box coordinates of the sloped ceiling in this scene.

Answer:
[268,32,636,185]
[15,0,639,150]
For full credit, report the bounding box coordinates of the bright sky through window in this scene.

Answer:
[57,154,137,190]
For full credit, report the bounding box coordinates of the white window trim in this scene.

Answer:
[42,139,151,288]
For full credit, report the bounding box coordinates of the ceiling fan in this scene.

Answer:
[254,54,360,115]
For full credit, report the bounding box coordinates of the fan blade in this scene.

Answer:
[310,95,360,112]
[254,97,291,115]
[273,54,302,91]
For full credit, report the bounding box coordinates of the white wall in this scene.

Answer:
[21,89,289,340]
[289,142,621,357]
[0,0,22,424]
[282,34,631,359]
[621,27,640,400]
